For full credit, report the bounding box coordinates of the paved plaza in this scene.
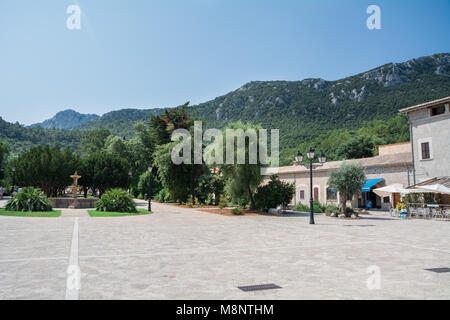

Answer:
[0,199,449,300]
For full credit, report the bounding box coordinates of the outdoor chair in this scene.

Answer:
[443,209,450,221]
[431,208,442,220]
[417,207,428,219]
[425,208,433,219]
[411,207,421,219]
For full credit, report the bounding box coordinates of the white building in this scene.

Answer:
[399,96,450,184]
[269,143,412,210]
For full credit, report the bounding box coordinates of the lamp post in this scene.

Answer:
[128,170,132,194]
[147,165,153,212]
[294,148,326,225]
[12,166,16,194]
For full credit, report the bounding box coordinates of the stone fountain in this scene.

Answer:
[49,171,98,209]
[68,171,83,209]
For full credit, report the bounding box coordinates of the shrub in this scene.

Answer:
[325,204,340,213]
[196,174,225,205]
[218,195,228,209]
[404,193,422,205]
[206,194,214,205]
[231,206,244,215]
[396,202,406,211]
[237,197,250,209]
[294,203,310,212]
[96,189,137,213]
[3,186,13,196]
[313,200,325,213]
[346,207,355,215]
[6,187,53,212]
[254,175,295,212]
[137,171,162,200]
[423,193,436,204]
[154,188,171,203]
[294,202,326,213]
[325,204,340,216]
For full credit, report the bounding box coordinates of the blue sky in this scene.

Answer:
[0,0,449,125]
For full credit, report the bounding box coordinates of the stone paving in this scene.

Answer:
[60,209,89,218]
[0,199,449,300]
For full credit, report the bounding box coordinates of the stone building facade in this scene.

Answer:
[265,144,412,210]
[399,96,450,184]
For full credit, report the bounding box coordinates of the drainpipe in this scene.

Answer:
[409,121,416,185]
[406,166,411,187]
[293,173,297,205]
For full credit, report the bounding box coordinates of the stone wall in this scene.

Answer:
[49,198,97,209]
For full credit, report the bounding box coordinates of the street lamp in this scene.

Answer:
[12,166,16,194]
[294,149,326,225]
[128,170,132,194]
[147,165,153,212]
[318,151,327,164]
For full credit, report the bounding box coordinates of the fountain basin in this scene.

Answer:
[49,198,98,209]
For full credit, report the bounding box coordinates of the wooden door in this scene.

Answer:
[393,193,400,208]
[314,187,319,201]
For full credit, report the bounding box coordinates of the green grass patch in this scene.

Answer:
[0,209,61,217]
[87,209,151,217]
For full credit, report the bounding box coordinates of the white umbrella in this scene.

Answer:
[373,184,407,197]
[414,184,450,195]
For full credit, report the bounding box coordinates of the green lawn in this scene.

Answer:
[88,209,152,217]
[0,209,61,217]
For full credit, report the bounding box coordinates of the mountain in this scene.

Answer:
[0,117,82,154]
[30,109,99,130]
[79,108,165,138]
[76,53,450,147]
[192,53,450,147]
[1,53,449,155]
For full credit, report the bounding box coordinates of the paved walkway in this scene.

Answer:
[60,209,89,218]
[0,200,449,300]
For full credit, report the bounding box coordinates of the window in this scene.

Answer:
[418,138,433,161]
[299,190,305,200]
[327,187,337,200]
[431,105,445,116]
[421,142,431,160]
[383,197,390,203]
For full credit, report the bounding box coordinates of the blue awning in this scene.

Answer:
[362,179,384,192]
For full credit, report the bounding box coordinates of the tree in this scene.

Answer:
[327,162,366,216]
[220,122,266,210]
[357,115,410,144]
[135,102,193,154]
[0,138,9,180]
[137,170,162,199]
[79,152,130,197]
[12,145,79,196]
[149,102,193,146]
[195,173,225,205]
[104,135,129,158]
[335,135,382,160]
[146,104,209,203]
[254,175,295,212]
[153,142,206,203]
[78,129,111,155]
